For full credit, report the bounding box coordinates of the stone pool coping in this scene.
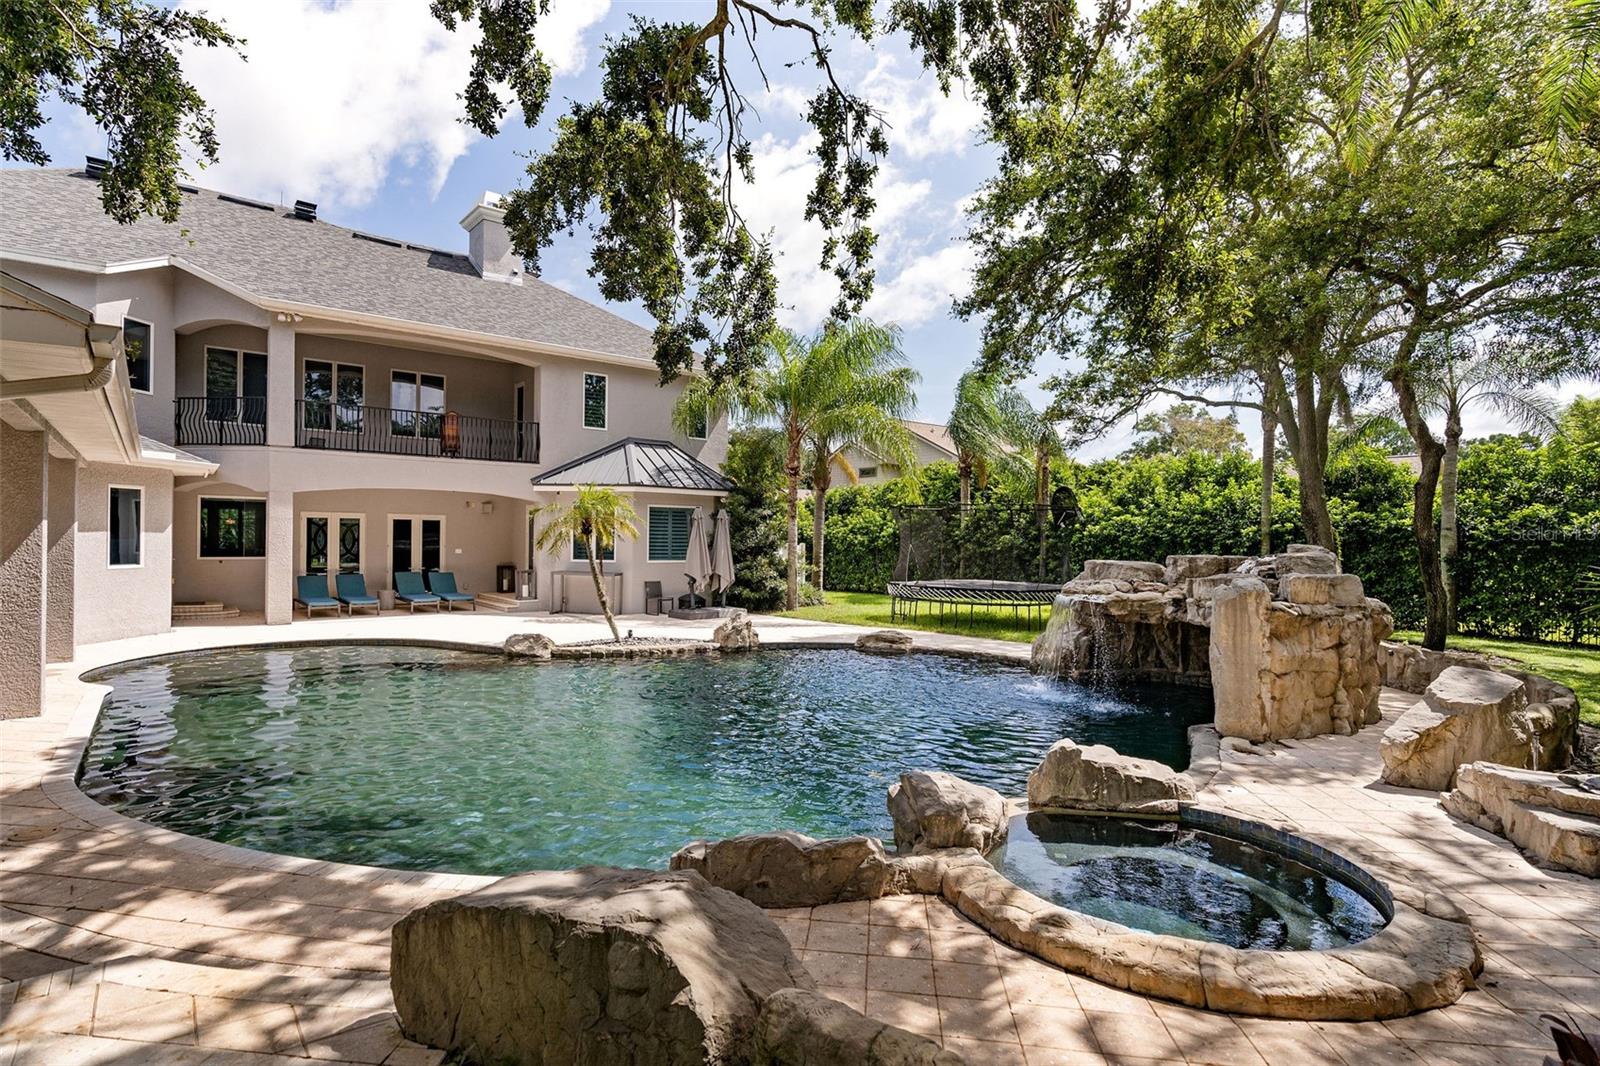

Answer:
[47,622,1033,891]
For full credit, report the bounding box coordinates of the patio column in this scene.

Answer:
[45,456,77,662]
[0,423,49,716]
[266,318,296,448]
[264,488,295,625]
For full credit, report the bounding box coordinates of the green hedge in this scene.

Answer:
[807,438,1599,640]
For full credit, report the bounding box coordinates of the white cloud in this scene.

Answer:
[860,56,986,160]
[737,132,934,328]
[863,243,977,329]
[176,0,607,211]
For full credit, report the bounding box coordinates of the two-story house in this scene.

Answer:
[1,164,730,711]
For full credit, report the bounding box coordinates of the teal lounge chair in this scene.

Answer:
[426,571,476,611]
[336,573,380,615]
[294,575,342,618]
[393,570,441,612]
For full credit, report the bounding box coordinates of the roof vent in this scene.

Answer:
[293,200,317,222]
[84,156,109,179]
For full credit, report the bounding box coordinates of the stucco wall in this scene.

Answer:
[535,359,728,472]
[171,481,268,610]
[175,323,271,397]
[46,457,77,662]
[291,487,526,596]
[74,462,174,646]
[1,425,48,715]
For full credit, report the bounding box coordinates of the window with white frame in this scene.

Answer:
[199,498,267,558]
[109,486,142,567]
[205,347,267,424]
[123,318,152,393]
[648,507,694,562]
[302,360,365,432]
[390,370,445,437]
[582,373,607,429]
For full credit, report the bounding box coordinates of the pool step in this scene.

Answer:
[172,601,241,621]
[475,592,544,614]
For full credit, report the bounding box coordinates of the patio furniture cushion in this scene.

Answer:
[335,573,379,605]
[294,575,340,608]
[394,571,440,603]
[426,571,475,602]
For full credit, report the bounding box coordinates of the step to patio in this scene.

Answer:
[474,593,543,614]
[172,602,241,621]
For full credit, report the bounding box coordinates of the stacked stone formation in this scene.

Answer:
[1033,547,1393,742]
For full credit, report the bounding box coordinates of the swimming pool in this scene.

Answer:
[78,644,1213,874]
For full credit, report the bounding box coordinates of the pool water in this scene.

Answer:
[78,644,1212,874]
[989,813,1386,950]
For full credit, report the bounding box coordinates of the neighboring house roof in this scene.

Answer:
[0,167,658,363]
[531,438,732,492]
[902,419,959,459]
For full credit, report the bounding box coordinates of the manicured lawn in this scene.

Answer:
[777,590,1040,645]
[1392,631,1600,726]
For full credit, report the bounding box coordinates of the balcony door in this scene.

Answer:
[388,514,444,587]
[303,514,364,592]
[205,347,267,425]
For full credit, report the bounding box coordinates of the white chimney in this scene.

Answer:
[459,192,522,284]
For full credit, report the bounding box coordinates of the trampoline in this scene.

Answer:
[887,579,1063,628]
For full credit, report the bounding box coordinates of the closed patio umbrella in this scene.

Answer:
[685,507,712,605]
[711,508,736,605]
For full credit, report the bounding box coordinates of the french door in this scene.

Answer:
[388,515,444,587]
[303,514,363,591]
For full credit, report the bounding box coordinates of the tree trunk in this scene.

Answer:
[1389,330,1449,650]
[784,439,801,611]
[958,454,972,508]
[1441,404,1463,635]
[1293,443,1337,551]
[588,532,620,642]
[811,463,830,593]
[1260,403,1277,555]
[1035,437,1050,582]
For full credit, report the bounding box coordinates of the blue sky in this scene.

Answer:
[15,0,1588,454]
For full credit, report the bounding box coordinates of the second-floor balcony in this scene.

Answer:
[174,397,540,463]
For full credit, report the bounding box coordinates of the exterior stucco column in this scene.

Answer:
[266,319,296,448]
[1,424,49,716]
[264,488,294,624]
[45,456,77,662]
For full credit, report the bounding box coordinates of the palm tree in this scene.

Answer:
[1421,340,1559,633]
[675,320,919,609]
[533,485,639,642]
[947,369,1024,507]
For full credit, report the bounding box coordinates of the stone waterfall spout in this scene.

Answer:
[1032,549,1394,742]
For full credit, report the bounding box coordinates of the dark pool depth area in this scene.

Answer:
[78,644,1213,874]
[989,813,1386,950]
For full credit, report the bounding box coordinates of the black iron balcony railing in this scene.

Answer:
[294,400,540,463]
[174,396,267,445]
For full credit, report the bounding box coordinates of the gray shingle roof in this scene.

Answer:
[0,168,657,362]
[532,438,732,491]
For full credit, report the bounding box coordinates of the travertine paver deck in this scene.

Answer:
[2,614,1594,1065]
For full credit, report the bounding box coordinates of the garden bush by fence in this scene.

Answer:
[799,438,1599,645]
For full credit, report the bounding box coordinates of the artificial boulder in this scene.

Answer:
[888,771,1008,854]
[714,615,759,651]
[856,630,914,654]
[1380,665,1554,791]
[1026,739,1196,814]
[1442,763,1600,877]
[754,988,964,1065]
[391,867,813,1066]
[1082,559,1168,583]
[504,632,556,659]
[671,832,897,907]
